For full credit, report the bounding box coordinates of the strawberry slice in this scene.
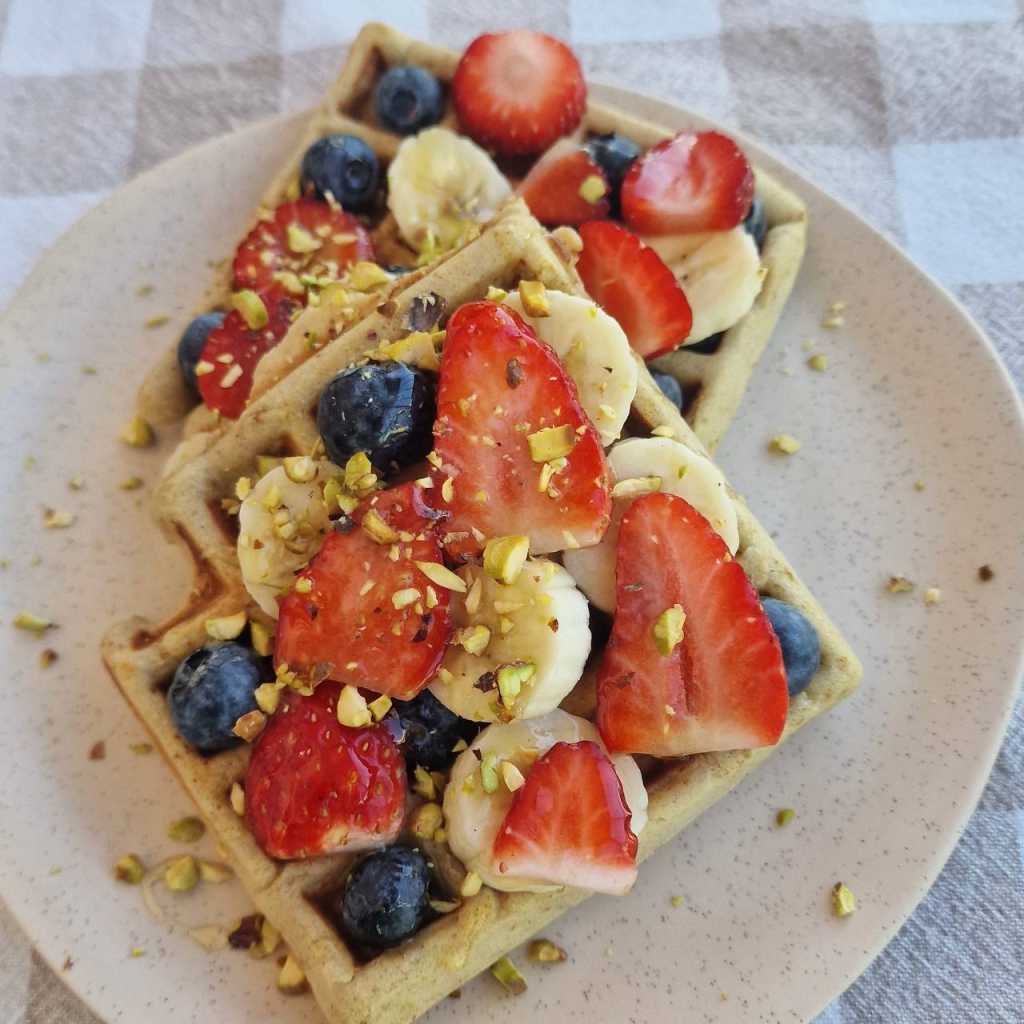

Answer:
[576,221,693,359]
[197,284,301,418]
[428,301,611,557]
[597,492,788,757]
[245,682,406,860]
[620,131,754,235]
[518,140,610,226]
[492,740,638,895]
[452,31,586,156]
[233,197,374,293]
[275,483,452,699]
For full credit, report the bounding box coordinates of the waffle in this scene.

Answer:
[136,21,806,456]
[103,205,858,1023]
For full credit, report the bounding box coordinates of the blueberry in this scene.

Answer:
[762,598,821,697]
[317,361,435,473]
[374,66,444,136]
[743,196,767,251]
[167,642,267,753]
[650,370,683,411]
[584,132,641,213]
[331,846,431,949]
[177,312,225,395]
[300,134,379,211]
[394,690,478,770]
[685,331,724,355]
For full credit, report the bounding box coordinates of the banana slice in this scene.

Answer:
[563,436,739,612]
[503,289,638,446]
[429,558,590,723]
[643,227,763,342]
[443,709,647,893]
[237,461,336,617]
[387,126,511,254]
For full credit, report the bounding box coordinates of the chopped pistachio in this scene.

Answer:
[82,364,97,375]
[257,454,283,478]
[233,709,267,742]
[250,620,274,656]
[130,947,146,958]
[886,575,915,594]
[231,289,269,330]
[273,270,305,295]
[410,801,444,840]
[283,455,316,483]
[194,359,215,377]
[229,782,246,816]
[518,280,550,317]
[527,424,575,463]
[42,508,75,529]
[348,261,391,290]
[412,765,437,801]
[578,174,608,205]
[913,479,926,492]
[167,816,206,843]
[136,283,154,296]
[807,353,828,372]
[362,508,399,544]
[429,898,460,914]
[250,917,281,959]
[368,694,392,721]
[144,314,170,328]
[188,924,229,952]
[441,476,455,503]
[392,587,421,609]
[129,742,153,755]
[294,577,312,594]
[119,476,144,491]
[490,956,527,995]
[652,604,685,656]
[670,895,686,908]
[480,752,500,794]
[119,416,155,448]
[822,314,845,329]
[497,661,535,708]
[610,475,662,501]
[414,560,467,593]
[205,611,247,640]
[165,855,200,892]
[501,761,525,792]
[286,222,321,254]
[651,424,675,438]
[113,854,145,884]
[832,881,857,917]
[486,285,508,302]
[482,534,530,585]
[769,434,801,455]
[198,860,233,883]
[254,682,282,715]
[460,871,483,898]
[39,647,58,668]
[67,476,84,491]
[459,624,492,656]
[13,611,54,634]
[337,685,372,728]
[220,363,243,388]
[924,587,943,605]
[528,939,567,963]
[277,954,308,994]
[776,808,796,827]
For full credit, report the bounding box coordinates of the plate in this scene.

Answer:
[1,83,1021,1024]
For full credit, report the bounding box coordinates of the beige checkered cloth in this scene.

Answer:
[1,2,1022,1021]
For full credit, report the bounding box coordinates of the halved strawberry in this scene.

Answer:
[576,221,693,359]
[233,197,374,293]
[197,284,301,418]
[518,140,610,226]
[597,492,788,757]
[274,483,452,699]
[245,681,406,860]
[620,131,754,235]
[492,740,638,895]
[452,31,586,156]
[427,300,611,558]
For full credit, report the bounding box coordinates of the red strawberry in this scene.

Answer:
[517,140,610,226]
[428,301,611,558]
[597,492,788,757]
[452,31,586,156]
[492,740,638,895]
[197,284,301,418]
[620,131,754,235]
[576,221,693,359]
[233,197,374,293]
[245,682,406,860]
[275,483,453,699]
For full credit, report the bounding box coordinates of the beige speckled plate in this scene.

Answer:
[1,84,1022,1024]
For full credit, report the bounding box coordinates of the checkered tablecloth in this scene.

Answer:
[1,2,1021,1021]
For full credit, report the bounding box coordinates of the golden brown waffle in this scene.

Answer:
[103,208,858,1024]
[137,21,806,455]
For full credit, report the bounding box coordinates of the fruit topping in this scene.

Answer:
[761,598,821,697]
[492,740,638,895]
[596,492,788,756]
[232,197,374,295]
[393,689,479,770]
[428,300,611,557]
[177,312,225,395]
[576,221,693,359]
[583,132,641,215]
[621,130,754,235]
[167,642,268,753]
[374,65,444,136]
[328,846,431,949]
[650,370,683,410]
[517,140,610,226]
[300,133,380,211]
[274,483,452,698]
[743,195,767,250]
[316,361,436,474]
[452,31,586,156]
[245,682,406,859]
